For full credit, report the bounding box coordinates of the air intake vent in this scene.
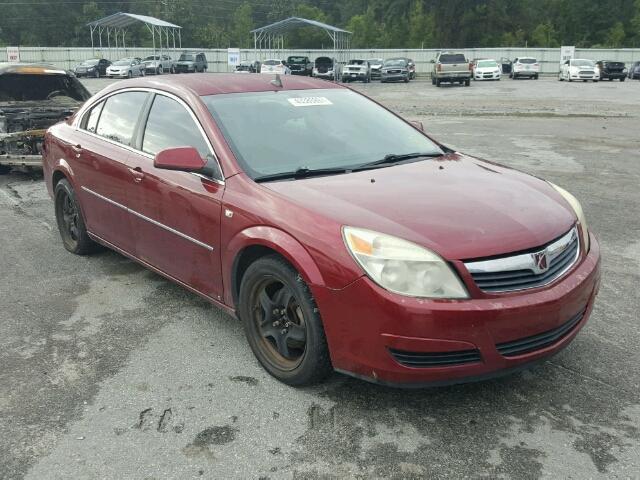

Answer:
[389,348,481,368]
[496,308,586,357]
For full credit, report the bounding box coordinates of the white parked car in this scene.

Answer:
[260,59,290,75]
[559,59,599,82]
[511,57,540,79]
[142,55,174,75]
[106,58,144,78]
[473,59,501,80]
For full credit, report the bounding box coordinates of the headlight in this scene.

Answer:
[343,227,469,298]
[549,183,590,251]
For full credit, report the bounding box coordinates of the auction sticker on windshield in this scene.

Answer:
[288,97,333,107]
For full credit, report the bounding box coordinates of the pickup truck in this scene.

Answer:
[431,52,471,87]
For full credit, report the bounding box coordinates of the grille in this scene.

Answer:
[496,308,586,357]
[579,70,595,75]
[466,227,580,293]
[389,348,481,368]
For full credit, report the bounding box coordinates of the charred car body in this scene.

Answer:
[0,63,90,173]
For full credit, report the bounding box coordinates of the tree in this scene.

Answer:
[530,22,559,47]
[230,3,255,48]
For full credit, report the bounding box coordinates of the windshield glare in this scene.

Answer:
[179,54,194,61]
[81,59,99,66]
[384,59,406,67]
[477,60,498,68]
[518,58,536,64]
[114,60,132,66]
[204,89,443,179]
[264,60,280,66]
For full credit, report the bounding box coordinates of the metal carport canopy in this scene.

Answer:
[87,12,182,56]
[251,17,351,60]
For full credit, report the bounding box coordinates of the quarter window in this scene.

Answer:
[142,94,210,159]
[95,91,147,146]
[84,100,103,133]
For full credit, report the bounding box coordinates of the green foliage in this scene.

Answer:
[0,0,639,48]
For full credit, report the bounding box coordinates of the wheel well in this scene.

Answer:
[52,170,67,190]
[232,245,283,307]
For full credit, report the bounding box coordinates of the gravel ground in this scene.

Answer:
[1,75,639,479]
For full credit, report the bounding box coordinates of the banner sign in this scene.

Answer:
[6,46,20,63]
[560,46,575,65]
[227,48,240,66]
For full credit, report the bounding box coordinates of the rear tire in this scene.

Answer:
[464,78,471,86]
[0,165,11,175]
[431,76,436,85]
[620,77,625,82]
[94,69,99,78]
[54,179,98,255]
[238,255,332,386]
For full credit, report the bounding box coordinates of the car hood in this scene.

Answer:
[263,154,576,260]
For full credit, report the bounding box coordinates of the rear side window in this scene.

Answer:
[439,54,466,63]
[84,101,104,133]
[142,94,210,158]
[95,91,147,146]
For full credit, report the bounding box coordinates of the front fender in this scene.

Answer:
[223,225,326,307]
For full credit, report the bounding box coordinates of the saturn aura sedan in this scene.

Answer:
[42,74,600,387]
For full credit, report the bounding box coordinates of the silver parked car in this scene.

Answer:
[105,58,145,78]
[142,54,175,75]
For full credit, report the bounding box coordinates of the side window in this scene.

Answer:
[142,94,210,159]
[84,100,104,133]
[96,91,147,146]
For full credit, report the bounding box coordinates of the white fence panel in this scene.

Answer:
[1,46,639,75]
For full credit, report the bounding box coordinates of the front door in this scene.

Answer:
[126,93,225,300]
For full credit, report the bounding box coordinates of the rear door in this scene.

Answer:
[126,92,225,300]
[73,90,149,253]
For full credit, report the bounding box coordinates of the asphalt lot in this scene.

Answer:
[1,75,639,479]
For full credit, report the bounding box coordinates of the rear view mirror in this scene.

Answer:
[154,147,206,172]
[410,120,424,132]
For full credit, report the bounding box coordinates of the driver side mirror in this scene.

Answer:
[410,120,424,132]
[154,147,206,172]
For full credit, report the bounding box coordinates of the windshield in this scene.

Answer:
[349,60,366,65]
[264,60,280,66]
[384,59,406,67]
[179,54,194,61]
[144,56,159,61]
[287,57,307,64]
[477,60,498,68]
[368,59,384,65]
[571,59,595,67]
[203,89,443,179]
[518,58,536,64]
[80,59,99,66]
[114,59,132,66]
[439,54,466,63]
[0,73,90,102]
[315,58,333,66]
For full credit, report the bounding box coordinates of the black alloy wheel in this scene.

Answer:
[54,179,98,255]
[239,255,332,385]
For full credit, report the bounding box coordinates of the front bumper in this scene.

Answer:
[474,72,501,80]
[381,72,408,81]
[313,72,335,79]
[601,72,626,79]
[106,71,128,78]
[314,234,601,387]
[343,72,368,81]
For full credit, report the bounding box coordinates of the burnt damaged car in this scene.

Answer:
[0,63,91,173]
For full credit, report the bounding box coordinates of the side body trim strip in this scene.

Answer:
[81,186,214,252]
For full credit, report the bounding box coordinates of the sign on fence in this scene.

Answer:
[6,46,20,63]
[560,46,575,65]
[227,48,240,66]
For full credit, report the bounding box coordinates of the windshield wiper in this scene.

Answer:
[254,166,349,183]
[353,152,445,171]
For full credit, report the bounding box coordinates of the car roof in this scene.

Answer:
[98,73,344,97]
[0,62,70,75]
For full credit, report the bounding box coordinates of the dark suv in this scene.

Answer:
[628,61,640,80]
[286,56,313,76]
[596,60,626,81]
[175,52,208,73]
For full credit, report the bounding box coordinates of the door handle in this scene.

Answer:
[128,167,145,183]
[71,144,82,158]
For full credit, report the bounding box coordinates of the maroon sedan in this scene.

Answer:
[43,74,600,387]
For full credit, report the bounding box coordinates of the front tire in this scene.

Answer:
[54,179,98,255]
[464,78,471,86]
[238,255,332,386]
